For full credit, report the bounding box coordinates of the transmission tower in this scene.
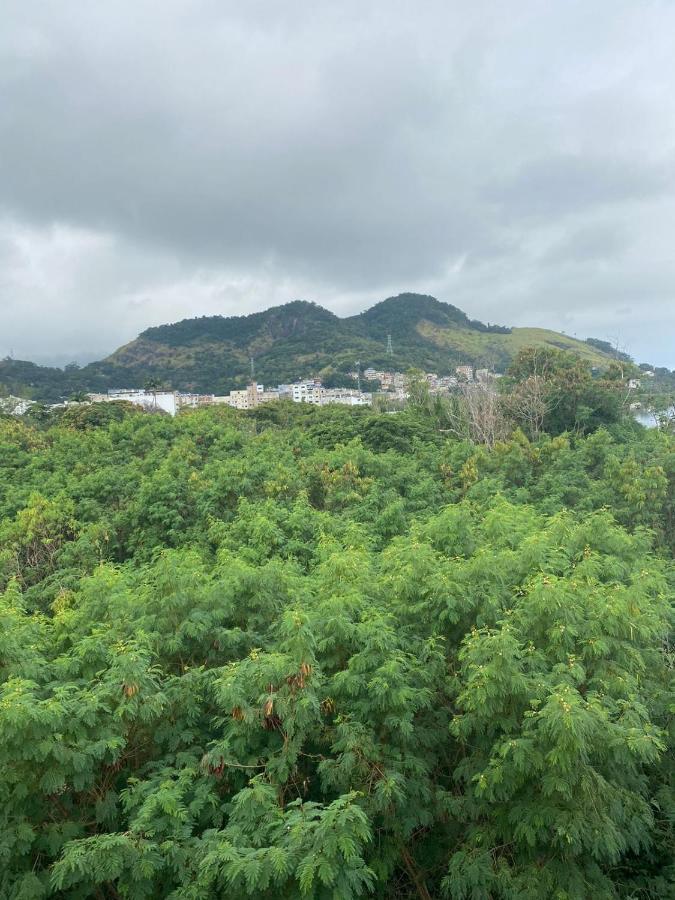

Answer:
[386,334,393,356]
[355,360,361,392]
[250,356,255,382]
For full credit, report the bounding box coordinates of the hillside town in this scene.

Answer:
[1,365,500,417]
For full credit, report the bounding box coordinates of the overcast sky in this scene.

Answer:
[1,1,674,366]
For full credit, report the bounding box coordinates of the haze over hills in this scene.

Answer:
[1,293,617,402]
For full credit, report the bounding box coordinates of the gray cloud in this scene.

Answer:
[1,0,674,366]
[542,223,631,264]
[487,156,674,219]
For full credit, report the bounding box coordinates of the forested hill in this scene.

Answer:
[1,293,615,400]
[96,294,611,393]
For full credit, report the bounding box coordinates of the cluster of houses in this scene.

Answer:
[210,380,373,411]
[76,380,374,416]
[351,365,498,400]
[2,365,497,419]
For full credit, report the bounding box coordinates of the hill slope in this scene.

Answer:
[91,294,611,393]
[1,294,614,400]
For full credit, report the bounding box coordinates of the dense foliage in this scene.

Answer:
[0,397,672,898]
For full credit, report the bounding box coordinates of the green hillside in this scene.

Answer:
[416,321,613,369]
[91,294,613,393]
[1,294,614,400]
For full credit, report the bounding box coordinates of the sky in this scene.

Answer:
[1,0,674,367]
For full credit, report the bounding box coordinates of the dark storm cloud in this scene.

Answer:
[1,0,674,365]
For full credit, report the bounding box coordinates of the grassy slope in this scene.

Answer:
[416,321,610,367]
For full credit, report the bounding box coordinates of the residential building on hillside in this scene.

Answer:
[75,366,486,417]
[213,383,280,410]
[290,381,323,403]
[323,389,372,406]
[221,389,250,410]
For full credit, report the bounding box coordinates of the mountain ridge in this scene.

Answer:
[1,293,615,402]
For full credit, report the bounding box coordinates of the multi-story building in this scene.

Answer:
[220,383,259,409]
[223,389,251,410]
[291,381,323,403]
[214,383,281,410]
[275,381,373,407]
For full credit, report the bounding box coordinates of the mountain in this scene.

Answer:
[1,294,615,401]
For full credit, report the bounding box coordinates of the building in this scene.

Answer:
[271,380,373,407]
[106,389,178,416]
[455,365,474,382]
[220,383,259,410]
[224,390,251,410]
[290,381,323,403]
[322,389,372,406]
[215,383,281,410]
[177,393,215,409]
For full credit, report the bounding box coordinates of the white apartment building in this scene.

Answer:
[107,389,179,416]
[291,381,323,403]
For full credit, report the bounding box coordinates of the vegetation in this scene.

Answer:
[0,357,673,898]
[0,294,620,401]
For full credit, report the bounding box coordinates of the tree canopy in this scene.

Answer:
[0,398,672,898]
